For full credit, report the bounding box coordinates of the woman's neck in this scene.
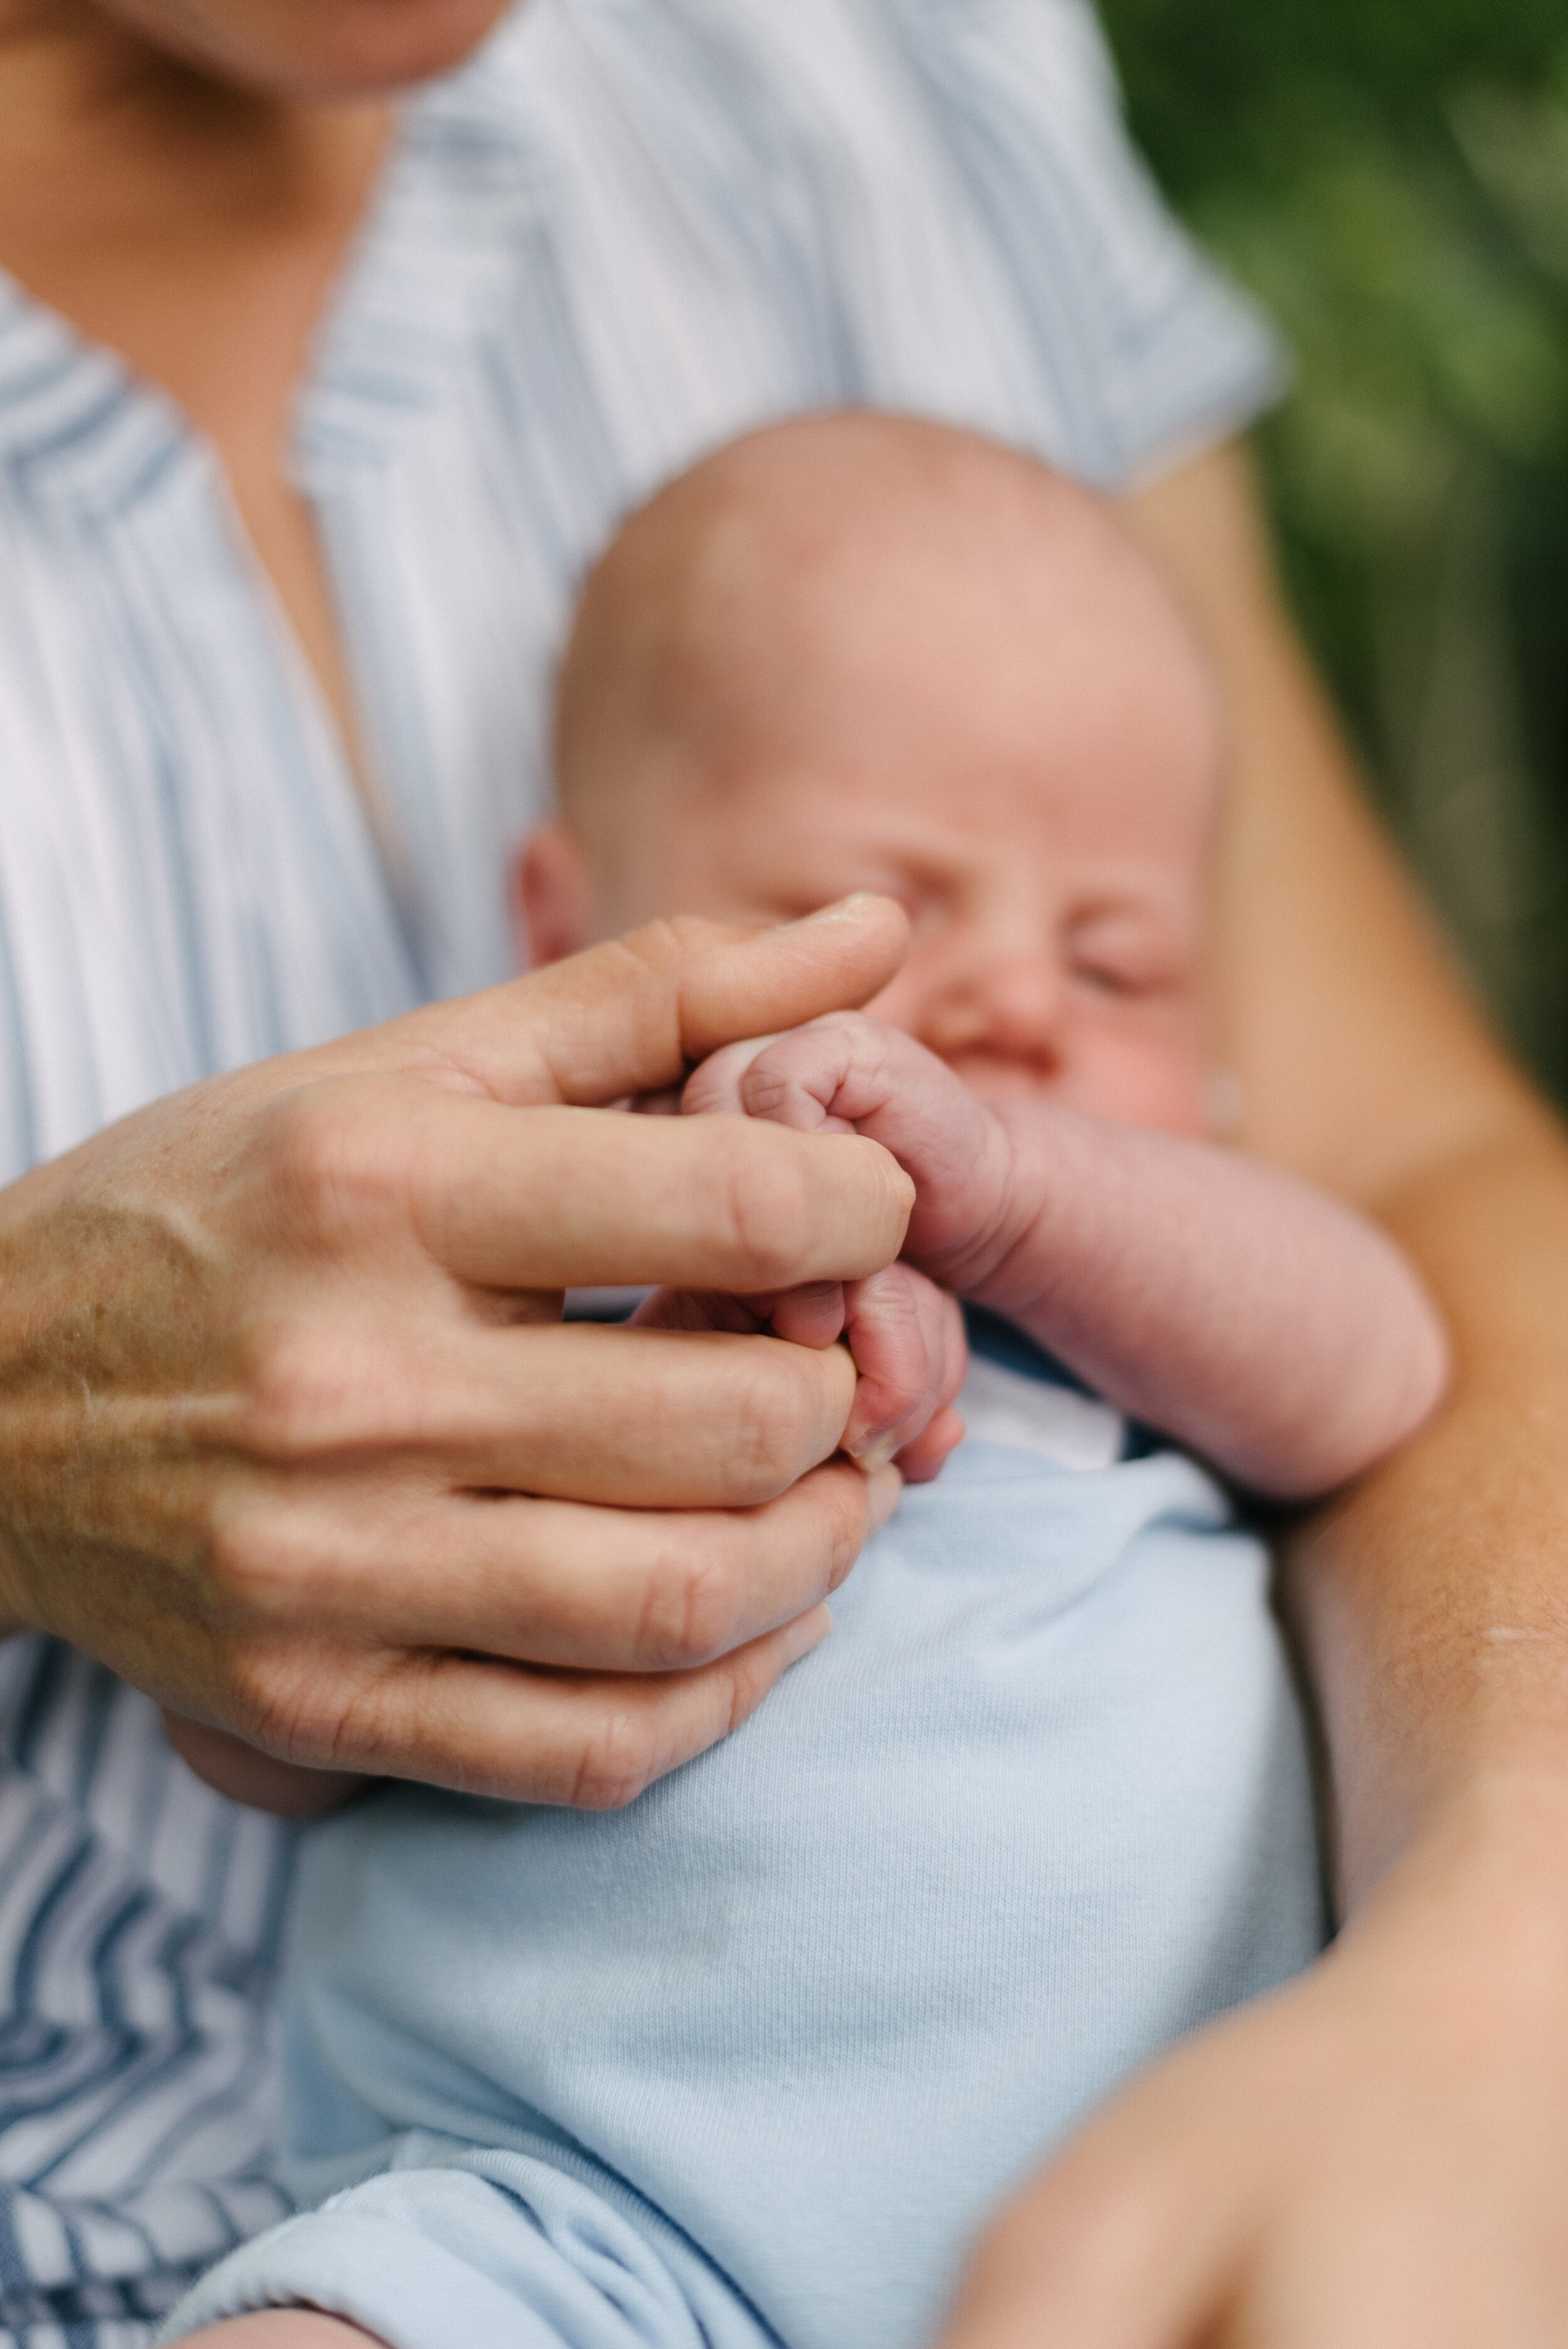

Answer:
[0,5,391,235]
[0,4,163,142]
[0,3,395,800]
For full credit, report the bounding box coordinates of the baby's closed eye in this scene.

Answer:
[1065,909,1196,999]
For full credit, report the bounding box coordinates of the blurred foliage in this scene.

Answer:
[1098,0,1568,1089]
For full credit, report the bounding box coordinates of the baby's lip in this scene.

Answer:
[943,1056,1062,1103]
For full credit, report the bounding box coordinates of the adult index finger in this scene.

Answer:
[405,1098,914,1291]
[358,895,911,1110]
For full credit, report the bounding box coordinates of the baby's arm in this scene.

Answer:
[687,1015,1448,1498]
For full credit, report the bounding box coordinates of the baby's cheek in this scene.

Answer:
[1056,1011,1209,1135]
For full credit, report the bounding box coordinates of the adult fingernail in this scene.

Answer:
[849,1429,901,1473]
[783,1604,832,1664]
[864,1464,904,1533]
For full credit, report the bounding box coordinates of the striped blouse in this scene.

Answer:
[0,1,1282,2336]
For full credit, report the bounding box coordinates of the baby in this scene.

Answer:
[163,416,1446,2349]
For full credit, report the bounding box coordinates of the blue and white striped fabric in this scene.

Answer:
[0,1,1283,2335]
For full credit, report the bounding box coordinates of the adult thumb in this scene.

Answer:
[363,895,911,1108]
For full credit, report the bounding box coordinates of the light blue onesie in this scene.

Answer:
[162,1315,1326,2349]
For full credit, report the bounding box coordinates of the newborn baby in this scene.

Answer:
[164,416,1446,2349]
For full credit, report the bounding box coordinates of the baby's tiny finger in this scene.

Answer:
[894,1406,967,1485]
[768,1282,847,1349]
[840,1266,968,1463]
[681,1035,783,1118]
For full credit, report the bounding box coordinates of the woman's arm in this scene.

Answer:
[931,440,1568,2346]
[1136,438,1568,1909]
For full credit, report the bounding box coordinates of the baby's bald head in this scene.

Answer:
[534,413,1223,1132]
[552,412,1217,920]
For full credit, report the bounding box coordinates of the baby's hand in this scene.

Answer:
[635,1016,980,1484]
[685,1015,1019,1293]
[657,1012,1030,1486]
[631,1263,967,1485]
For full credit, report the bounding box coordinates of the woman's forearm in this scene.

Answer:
[1287,1116,1568,1912]
[1126,435,1568,1918]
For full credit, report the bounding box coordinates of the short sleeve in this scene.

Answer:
[879,0,1290,484]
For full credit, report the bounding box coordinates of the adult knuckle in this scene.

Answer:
[723,1347,829,1492]
[568,1707,660,1811]
[238,1320,361,1460]
[259,1083,403,1253]
[204,1485,359,1643]
[621,913,711,969]
[816,1467,869,1587]
[716,1127,820,1288]
[719,1641,782,1737]
[203,1492,295,1618]
[634,1523,747,1667]
[222,1646,336,1761]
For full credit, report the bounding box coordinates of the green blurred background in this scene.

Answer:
[1096,0,1568,1091]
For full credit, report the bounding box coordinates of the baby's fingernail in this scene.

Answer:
[864,1463,904,1533]
[783,1604,832,1664]
[849,1429,901,1474]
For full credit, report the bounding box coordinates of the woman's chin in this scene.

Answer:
[104,0,516,100]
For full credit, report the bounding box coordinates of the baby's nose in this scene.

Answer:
[921,952,1069,1071]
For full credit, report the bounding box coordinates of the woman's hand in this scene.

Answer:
[932,1746,1568,2349]
[0,896,919,1806]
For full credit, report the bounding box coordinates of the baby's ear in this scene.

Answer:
[516,823,594,968]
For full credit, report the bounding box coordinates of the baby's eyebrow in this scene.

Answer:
[1064,898,1197,940]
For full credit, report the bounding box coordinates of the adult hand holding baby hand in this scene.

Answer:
[630,1266,968,1486]
[0,896,917,1808]
[665,1026,970,1484]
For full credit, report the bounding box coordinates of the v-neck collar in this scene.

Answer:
[0,8,549,978]
[0,6,547,506]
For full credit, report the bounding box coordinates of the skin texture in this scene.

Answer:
[8,8,1568,2345]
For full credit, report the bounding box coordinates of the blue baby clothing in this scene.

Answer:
[162,1323,1325,2348]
